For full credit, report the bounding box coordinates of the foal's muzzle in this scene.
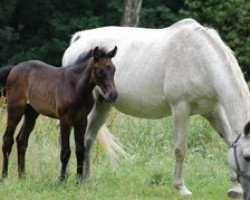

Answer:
[97,85,118,103]
[104,91,118,103]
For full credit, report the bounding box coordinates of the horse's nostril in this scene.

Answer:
[244,156,250,162]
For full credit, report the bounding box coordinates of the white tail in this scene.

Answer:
[96,125,131,167]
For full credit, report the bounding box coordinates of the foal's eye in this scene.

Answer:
[96,68,104,77]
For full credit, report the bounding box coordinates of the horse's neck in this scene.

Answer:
[76,60,95,97]
[201,27,250,135]
[216,64,250,135]
[222,81,250,134]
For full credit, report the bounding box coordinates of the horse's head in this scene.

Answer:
[229,122,250,200]
[92,46,118,102]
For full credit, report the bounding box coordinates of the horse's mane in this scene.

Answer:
[196,24,250,121]
[205,27,250,102]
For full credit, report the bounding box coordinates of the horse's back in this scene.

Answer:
[63,18,201,66]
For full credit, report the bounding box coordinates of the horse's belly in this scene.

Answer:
[113,92,171,119]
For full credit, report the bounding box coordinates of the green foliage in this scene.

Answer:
[0,0,249,79]
[0,0,122,66]
[140,5,180,28]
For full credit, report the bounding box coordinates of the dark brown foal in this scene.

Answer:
[0,46,117,180]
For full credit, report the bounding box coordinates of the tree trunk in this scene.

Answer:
[120,0,142,27]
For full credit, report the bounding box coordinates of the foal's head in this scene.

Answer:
[229,122,250,200]
[91,46,118,102]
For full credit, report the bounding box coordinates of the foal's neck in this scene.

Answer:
[76,58,95,97]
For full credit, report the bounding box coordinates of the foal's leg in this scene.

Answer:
[203,105,243,198]
[73,119,87,179]
[59,120,71,180]
[16,105,39,178]
[171,101,192,195]
[2,108,24,178]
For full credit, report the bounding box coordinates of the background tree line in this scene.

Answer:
[0,0,249,78]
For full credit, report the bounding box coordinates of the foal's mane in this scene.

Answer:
[69,47,108,74]
[69,49,93,74]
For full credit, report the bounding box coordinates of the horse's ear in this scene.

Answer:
[244,121,250,136]
[93,46,102,61]
[107,46,117,59]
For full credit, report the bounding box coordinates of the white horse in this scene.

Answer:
[62,18,250,197]
[229,122,250,200]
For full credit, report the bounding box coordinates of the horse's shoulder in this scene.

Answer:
[170,18,200,28]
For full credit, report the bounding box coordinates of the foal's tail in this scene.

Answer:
[0,65,14,86]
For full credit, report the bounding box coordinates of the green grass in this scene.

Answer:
[0,108,233,200]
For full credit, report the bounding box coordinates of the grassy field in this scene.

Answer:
[0,107,234,200]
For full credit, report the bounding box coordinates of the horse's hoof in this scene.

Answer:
[174,184,193,196]
[228,190,243,198]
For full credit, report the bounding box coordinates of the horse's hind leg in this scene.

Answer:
[203,105,243,198]
[2,107,24,178]
[16,105,39,178]
[171,101,192,196]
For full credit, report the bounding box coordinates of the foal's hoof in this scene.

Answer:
[59,174,69,182]
[1,173,7,180]
[18,173,27,180]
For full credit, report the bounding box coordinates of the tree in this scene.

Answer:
[120,0,142,26]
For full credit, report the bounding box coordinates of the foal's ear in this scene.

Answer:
[107,46,117,59]
[244,121,250,136]
[93,46,102,61]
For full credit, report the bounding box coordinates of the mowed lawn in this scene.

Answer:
[0,107,233,200]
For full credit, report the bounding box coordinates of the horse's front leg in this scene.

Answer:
[171,101,192,196]
[59,120,71,181]
[73,119,87,179]
[203,105,243,198]
[84,98,112,176]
